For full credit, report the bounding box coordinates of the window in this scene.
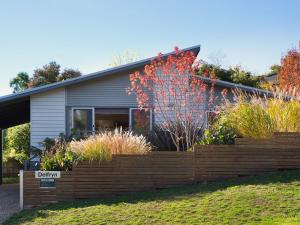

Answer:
[95,108,129,131]
[130,108,152,135]
[72,108,94,137]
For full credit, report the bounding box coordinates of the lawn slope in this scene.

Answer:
[5,170,300,225]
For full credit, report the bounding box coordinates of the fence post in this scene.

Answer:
[20,170,23,210]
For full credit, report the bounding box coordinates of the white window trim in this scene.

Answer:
[129,108,153,131]
[71,107,95,132]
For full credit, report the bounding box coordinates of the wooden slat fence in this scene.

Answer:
[23,133,300,207]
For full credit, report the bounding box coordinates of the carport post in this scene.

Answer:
[0,129,2,185]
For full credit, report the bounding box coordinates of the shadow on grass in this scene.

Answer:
[5,169,300,224]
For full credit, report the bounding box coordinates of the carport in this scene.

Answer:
[0,95,30,185]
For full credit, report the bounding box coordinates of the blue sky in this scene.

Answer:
[0,0,299,95]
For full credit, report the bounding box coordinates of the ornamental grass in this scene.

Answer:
[70,128,151,163]
[221,88,300,138]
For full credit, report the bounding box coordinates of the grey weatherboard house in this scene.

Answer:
[0,45,270,184]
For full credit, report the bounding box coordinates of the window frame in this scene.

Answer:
[71,107,95,133]
[129,108,153,131]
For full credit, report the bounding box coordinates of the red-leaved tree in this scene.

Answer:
[278,47,300,90]
[128,47,214,151]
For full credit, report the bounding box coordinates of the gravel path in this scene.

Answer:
[0,184,19,224]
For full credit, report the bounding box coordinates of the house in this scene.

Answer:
[0,45,271,183]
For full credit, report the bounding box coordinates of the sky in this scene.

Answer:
[0,0,299,95]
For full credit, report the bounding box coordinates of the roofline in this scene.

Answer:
[198,76,273,96]
[0,45,201,104]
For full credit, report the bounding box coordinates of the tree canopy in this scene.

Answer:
[278,48,300,90]
[10,72,30,93]
[10,61,82,92]
[197,63,261,88]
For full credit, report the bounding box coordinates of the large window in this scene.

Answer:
[95,108,129,131]
[130,108,152,135]
[69,108,152,138]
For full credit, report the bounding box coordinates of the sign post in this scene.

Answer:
[20,170,23,210]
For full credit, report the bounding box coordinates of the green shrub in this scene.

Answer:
[40,134,77,171]
[3,123,30,165]
[70,128,151,163]
[200,121,237,145]
[41,148,76,171]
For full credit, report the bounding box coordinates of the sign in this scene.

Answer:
[35,171,61,179]
[40,178,56,188]
[35,171,61,188]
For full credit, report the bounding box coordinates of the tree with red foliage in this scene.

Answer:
[278,46,300,90]
[128,47,214,151]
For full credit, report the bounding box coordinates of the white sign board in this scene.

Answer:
[35,171,61,179]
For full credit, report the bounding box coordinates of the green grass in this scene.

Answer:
[3,176,19,184]
[5,170,300,225]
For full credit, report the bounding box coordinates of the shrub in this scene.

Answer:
[199,120,237,145]
[3,123,30,165]
[40,134,77,171]
[148,125,176,151]
[70,128,151,163]
[221,90,300,138]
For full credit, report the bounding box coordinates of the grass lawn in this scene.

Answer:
[5,170,300,225]
[3,176,19,184]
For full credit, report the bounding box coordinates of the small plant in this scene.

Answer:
[200,121,237,145]
[70,128,151,163]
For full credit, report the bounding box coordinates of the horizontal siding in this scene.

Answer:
[66,72,139,107]
[30,88,66,148]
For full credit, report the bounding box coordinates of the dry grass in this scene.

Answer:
[70,128,151,163]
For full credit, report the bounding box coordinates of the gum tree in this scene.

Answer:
[128,47,214,151]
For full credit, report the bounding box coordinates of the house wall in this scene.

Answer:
[66,72,138,108]
[30,88,66,148]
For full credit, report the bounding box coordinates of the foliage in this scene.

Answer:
[10,61,81,92]
[58,68,81,81]
[40,134,77,171]
[278,47,300,90]
[197,63,261,87]
[221,90,300,138]
[5,170,300,225]
[28,62,81,88]
[3,149,29,164]
[70,128,151,163]
[199,120,237,145]
[269,64,281,75]
[148,125,176,151]
[196,63,232,82]
[3,124,30,164]
[129,47,213,151]
[3,176,19,184]
[9,72,29,93]
[229,66,260,87]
